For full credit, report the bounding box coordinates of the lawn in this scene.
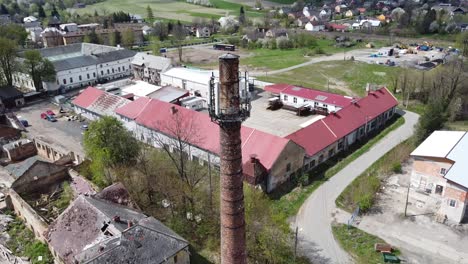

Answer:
[258,60,405,97]
[242,49,309,71]
[332,224,400,264]
[336,137,415,213]
[75,0,262,22]
[7,216,54,264]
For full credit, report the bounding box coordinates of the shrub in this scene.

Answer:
[391,162,402,174]
[276,36,293,49]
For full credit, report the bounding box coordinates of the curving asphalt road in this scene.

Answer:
[294,110,419,264]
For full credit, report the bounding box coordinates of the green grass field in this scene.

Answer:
[332,224,400,264]
[258,60,405,97]
[75,0,262,22]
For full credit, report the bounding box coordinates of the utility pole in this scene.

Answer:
[208,152,212,211]
[294,226,299,261]
[404,182,410,217]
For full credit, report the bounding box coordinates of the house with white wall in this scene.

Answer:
[114,96,305,192]
[287,87,398,172]
[265,83,354,113]
[13,43,136,93]
[410,131,468,223]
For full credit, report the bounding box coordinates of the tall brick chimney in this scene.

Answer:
[218,54,247,264]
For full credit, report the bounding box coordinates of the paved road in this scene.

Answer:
[294,110,419,264]
[249,49,376,77]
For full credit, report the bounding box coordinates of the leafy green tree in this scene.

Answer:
[84,116,140,187]
[50,4,59,17]
[0,37,18,86]
[83,30,100,44]
[38,4,46,18]
[0,24,28,46]
[0,4,8,15]
[154,21,168,41]
[149,36,161,55]
[109,31,121,46]
[23,50,56,91]
[416,101,447,143]
[146,5,154,21]
[121,28,135,47]
[239,6,246,25]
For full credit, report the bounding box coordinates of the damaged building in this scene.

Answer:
[47,195,189,264]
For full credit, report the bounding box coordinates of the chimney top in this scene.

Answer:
[250,154,257,163]
[219,53,239,60]
[170,106,178,114]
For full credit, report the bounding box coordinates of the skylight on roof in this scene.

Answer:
[315,95,327,101]
[292,87,302,91]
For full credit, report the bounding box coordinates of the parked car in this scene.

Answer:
[20,119,29,127]
[46,114,57,122]
[46,110,55,116]
[81,124,88,130]
[40,113,47,119]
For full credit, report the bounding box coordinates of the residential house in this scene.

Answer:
[242,30,266,43]
[279,7,292,16]
[115,97,306,192]
[431,4,466,16]
[23,16,38,23]
[119,80,161,99]
[71,86,130,121]
[345,9,355,17]
[319,9,331,20]
[264,83,354,113]
[14,43,136,93]
[0,86,25,108]
[196,27,211,38]
[265,28,288,38]
[131,52,172,85]
[287,87,398,172]
[327,23,348,32]
[296,17,310,28]
[305,21,325,31]
[141,25,153,36]
[410,131,468,223]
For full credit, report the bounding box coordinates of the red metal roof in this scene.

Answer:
[286,87,398,156]
[72,86,105,108]
[267,83,354,107]
[329,23,347,30]
[115,99,291,172]
[115,97,151,119]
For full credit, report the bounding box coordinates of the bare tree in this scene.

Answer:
[173,21,186,63]
[151,106,208,213]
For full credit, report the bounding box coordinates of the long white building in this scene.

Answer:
[13,43,136,93]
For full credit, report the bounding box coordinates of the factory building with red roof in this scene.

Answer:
[115,97,306,192]
[286,87,398,171]
[73,85,398,192]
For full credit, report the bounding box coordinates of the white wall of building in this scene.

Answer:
[280,92,342,112]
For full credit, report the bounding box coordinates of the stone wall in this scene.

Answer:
[6,190,48,242]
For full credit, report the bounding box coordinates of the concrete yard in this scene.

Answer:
[243,90,321,137]
[353,161,468,264]
[15,101,86,158]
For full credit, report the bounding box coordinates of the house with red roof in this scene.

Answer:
[115,97,305,192]
[286,87,398,171]
[264,83,354,113]
[72,86,130,121]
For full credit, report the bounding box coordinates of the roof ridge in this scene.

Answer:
[445,131,468,158]
[134,98,153,120]
[242,128,256,148]
[321,119,337,138]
